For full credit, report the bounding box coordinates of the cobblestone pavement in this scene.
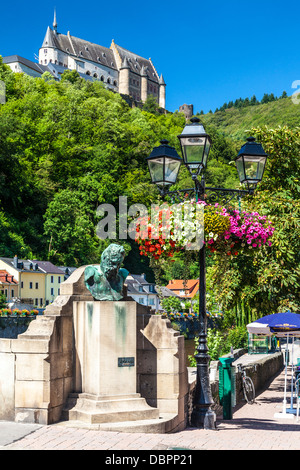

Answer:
[3,367,300,451]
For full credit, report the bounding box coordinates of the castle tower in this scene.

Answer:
[179,104,194,120]
[119,57,130,95]
[140,65,148,103]
[159,74,166,109]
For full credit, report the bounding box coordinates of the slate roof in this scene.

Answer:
[30,260,64,274]
[158,286,180,298]
[0,257,71,275]
[2,55,48,74]
[113,42,159,82]
[41,27,118,70]
[0,257,42,273]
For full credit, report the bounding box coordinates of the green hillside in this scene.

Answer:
[200,96,299,143]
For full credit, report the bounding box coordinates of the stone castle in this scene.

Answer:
[4,12,166,109]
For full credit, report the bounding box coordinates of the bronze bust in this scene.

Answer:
[84,244,129,300]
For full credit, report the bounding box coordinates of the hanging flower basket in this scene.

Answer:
[206,206,275,257]
[135,201,274,260]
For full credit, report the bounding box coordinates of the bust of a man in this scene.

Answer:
[84,244,128,300]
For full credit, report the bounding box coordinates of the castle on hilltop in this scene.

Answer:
[3,12,166,109]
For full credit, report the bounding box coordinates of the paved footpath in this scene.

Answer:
[2,367,300,451]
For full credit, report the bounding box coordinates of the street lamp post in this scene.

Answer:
[146,118,268,429]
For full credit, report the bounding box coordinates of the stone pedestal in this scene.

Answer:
[64,301,159,424]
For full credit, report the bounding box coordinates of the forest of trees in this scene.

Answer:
[197,90,288,115]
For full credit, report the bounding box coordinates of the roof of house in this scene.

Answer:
[31,260,65,275]
[157,286,180,298]
[125,274,157,295]
[0,257,42,273]
[125,279,143,295]
[0,257,71,275]
[0,270,18,285]
[165,279,199,299]
[129,274,151,285]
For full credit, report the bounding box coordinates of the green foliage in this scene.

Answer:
[188,326,248,366]
[201,97,299,142]
[223,326,248,352]
[160,296,182,314]
[0,292,7,309]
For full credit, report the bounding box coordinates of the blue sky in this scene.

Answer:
[0,0,299,113]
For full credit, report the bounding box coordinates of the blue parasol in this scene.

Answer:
[247,311,300,336]
[247,311,300,418]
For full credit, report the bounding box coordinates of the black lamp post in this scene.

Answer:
[146,118,267,429]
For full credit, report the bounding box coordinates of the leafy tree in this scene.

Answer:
[142,95,160,114]
[0,292,7,309]
[43,189,100,266]
[161,296,182,314]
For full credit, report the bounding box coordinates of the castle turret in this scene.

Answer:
[119,57,130,95]
[141,65,148,103]
[159,74,166,109]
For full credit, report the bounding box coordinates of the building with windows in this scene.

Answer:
[0,256,71,307]
[165,279,199,301]
[125,274,179,311]
[125,274,160,310]
[0,270,18,302]
[31,260,65,305]
[3,13,166,109]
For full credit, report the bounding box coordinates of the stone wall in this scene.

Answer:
[188,349,284,422]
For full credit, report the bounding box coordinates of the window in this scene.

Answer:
[29,282,33,289]
[139,286,143,292]
[107,78,111,84]
[21,281,23,289]
[58,276,61,284]
[35,299,38,305]
[40,299,43,306]
[149,298,155,305]
[51,276,54,283]
[51,288,54,296]
[11,289,14,298]
[100,75,104,81]
[35,282,39,289]
[44,49,47,53]
[139,298,144,304]
[58,288,60,295]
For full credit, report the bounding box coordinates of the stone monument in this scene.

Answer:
[0,243,189,432]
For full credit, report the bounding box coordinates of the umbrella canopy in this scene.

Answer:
[247,311,300,418]
[247,311,300,337]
